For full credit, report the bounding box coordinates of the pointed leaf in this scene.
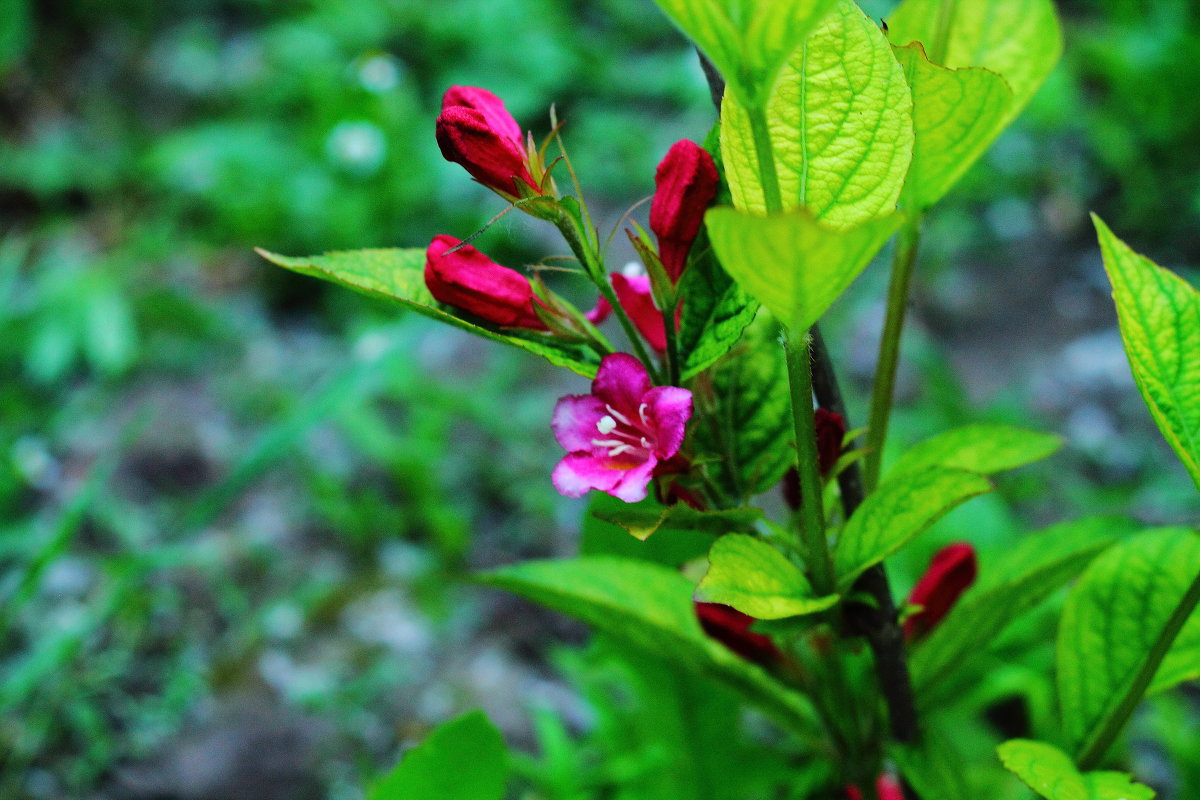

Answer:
[891,42,1014,210]
[696,534,839,619]
[911,516,1134,700]
[705,207,900,332]
[1058,528,1200,756]
[1094,216,1200,489]
[691,314,793,501]
[648,0,839,104]
[722,0,914,225]
[676,243,760,380]
[368,711,507,800]
[258,248,601,377]
[888,423,1062,479]
[595,505,764,542]
[479,556,818,733]
[834,467,991,591]
[997,739,1155,800]
[887,0,1062,126]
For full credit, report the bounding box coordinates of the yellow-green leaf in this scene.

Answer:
[705,207,900,331]
[257,248,600,377]
[834,467,992,591]
[886,0,1062,127]
[997,739,1155,800]
[648,0,839,104]
[721,0,914,226]
[892,42,1014,210]
[1057,528,1200,757]
[479,556,819,733]
[1094,215,1200,489]
[887,423,1061,478]
[696,534,839,619]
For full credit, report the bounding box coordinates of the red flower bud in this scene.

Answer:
[904,542,977,640]
[424,235,546,329]
[695,601,780,665]
[649,140,719,281]
[436,86,538,198]
[847,776,904,800]
[815,408,847,476]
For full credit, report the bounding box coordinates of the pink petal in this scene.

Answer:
[612,273,667,352]
[551,452,623,497]
[551,394,608,453]
[584,295,612,324]
[644,385,693,459]
[441,85,524,145]
[607,458,659,503]
[591,353,652,415]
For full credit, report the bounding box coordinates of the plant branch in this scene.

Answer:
[1076,567,1200,770]
[863,220,921,492]
[785,328,836,597]
[811,329,921,756]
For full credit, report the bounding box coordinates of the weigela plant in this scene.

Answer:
[261,0,1200,798]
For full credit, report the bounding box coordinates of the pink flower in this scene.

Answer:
[551,353,692,502]
[612,272,668,352]
[650,140,720,281]
[904,542,977,640]
[424,235,546,329]
[436,86,539,198]
[695,602,780,665]
[847,776,904,800]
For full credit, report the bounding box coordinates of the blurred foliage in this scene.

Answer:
[1,0,1198,797]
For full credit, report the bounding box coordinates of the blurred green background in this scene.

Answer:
[1,0,1198,798]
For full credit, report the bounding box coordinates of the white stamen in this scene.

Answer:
[605,444,635,457]
[640,437,652,449]
[596,415,617,435]
[622,261,645,278]
[638,403,650,424]
[604,404,633,427]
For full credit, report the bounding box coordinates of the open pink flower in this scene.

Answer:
[650,139,719,281]
[424,234,546,329]
[551,353,692,502]
[904,542,977,640]
[436,85,539,198]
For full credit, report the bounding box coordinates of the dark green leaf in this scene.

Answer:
[676,243,759,380]
[595,504,763,542]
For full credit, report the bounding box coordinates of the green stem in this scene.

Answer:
[557,215,662,381]
[747,102,784,213]
[863,220,921,492]
[785,328,835,597]
[1076,567,1200,770]
[664,293,682,386]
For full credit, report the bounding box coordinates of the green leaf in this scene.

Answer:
[692,314,792,501]
[479,556,818,733]
[1058,527,1200,756]
[833,467,991,591]
[368,711,507,800]
[705,207,900,332]
[891,731,975,800]
[891,42,1014,210]
[1093,216,1200,490]
[676,242,760,380]
[648,0,839,104]
[695,534,839,619]
[721,0,914,225]
[910,516,1134,700]
[581,494,715,566]
[595,505,764,542]
[0,0,29,74]
[888,423,1062,479]
[886,0,1062,127]
[258,248,601,377]
[997,739,1155,800]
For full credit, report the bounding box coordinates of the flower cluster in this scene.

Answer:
[429,85,720,503]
